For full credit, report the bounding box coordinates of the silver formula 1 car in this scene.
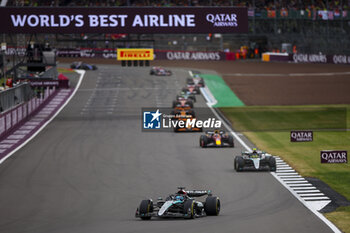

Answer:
[234,148,276,172]
[135,187,220,220]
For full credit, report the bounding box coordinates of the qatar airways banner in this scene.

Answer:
[292,53,350,65]
[156,50,225,61]
[0,7,248,33]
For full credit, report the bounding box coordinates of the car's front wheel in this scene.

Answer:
[234,156,244,172]
[139,199,153,220]
[200,135,208,147]
[228,135,234,147]
[204,196,220,216]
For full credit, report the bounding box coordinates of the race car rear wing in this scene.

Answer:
[186,190,212,197]
[205,130,225,135]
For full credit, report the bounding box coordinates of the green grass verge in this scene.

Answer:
[325,206,350,233]
[199,74,245,107]
[220,105,350,232]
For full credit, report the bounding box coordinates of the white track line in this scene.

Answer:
[195,70,341,233]
[0,70,85,165]
[301,193,327,197]
[296,190,322,193]
[222,71,350,77]
[292,187,317,190]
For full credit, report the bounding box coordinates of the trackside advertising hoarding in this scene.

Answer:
[0,7,248,34]
[290,130,313,142]
[117,49,154,61]
[321,150,347,163]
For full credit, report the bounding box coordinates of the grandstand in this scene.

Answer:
[1,0,350,54]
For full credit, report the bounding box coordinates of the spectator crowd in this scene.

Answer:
[7,0,350,11]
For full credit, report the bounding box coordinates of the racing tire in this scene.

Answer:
[228,135,234,147]
[268,156,277,172]
[139,199,153,220]
[195,87,200,94]
[188,110,196,118]
[234,156,244,172]
[183,199,195,219]
[172,101,177,108]
[182,88,187,92]
[205,196,220,216]
[92,65,97,70]
[191,96,196,102]
[186,101,194,108]
[186,78,192,84]
[200,135,208,148]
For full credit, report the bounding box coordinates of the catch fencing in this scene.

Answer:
[0,83,34,112]
[0,86,56,140]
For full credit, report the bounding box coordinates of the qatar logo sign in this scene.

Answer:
[206,14,238,27]
[290,130,313,142]
[321,150,347,163]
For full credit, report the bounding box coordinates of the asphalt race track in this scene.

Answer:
[0,65,333,233]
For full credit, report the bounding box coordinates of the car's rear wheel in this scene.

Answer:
[186,101,194,108]
[172,101,177,108]
[139,199,153,220]
[234,156,244,172]
[200,135,208,147]
[228,135,234,147]
[205,196,220,216]
[184,199,195,219]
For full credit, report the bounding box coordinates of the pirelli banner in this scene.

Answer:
[117,49,154,61]
[0,7,248,34]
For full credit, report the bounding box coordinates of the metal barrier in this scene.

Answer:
[0,86,56,140]
[0,83,34,112]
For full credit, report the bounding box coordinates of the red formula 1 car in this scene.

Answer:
[200,130,234,147]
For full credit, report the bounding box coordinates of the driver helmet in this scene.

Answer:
[252,148,258,154]
[175,195,184,201]
[214,129,220,134]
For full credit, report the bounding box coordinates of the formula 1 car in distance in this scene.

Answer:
[234,148,276,172]
[176,91,196,102]
[150,67,172,76]
[182,83,200,95]
[172,97,193,108]
[187,75,205,87]
[171,109,202,132]
[70,61,97,70]
[135,187,220,220]
[200,129,234,147]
